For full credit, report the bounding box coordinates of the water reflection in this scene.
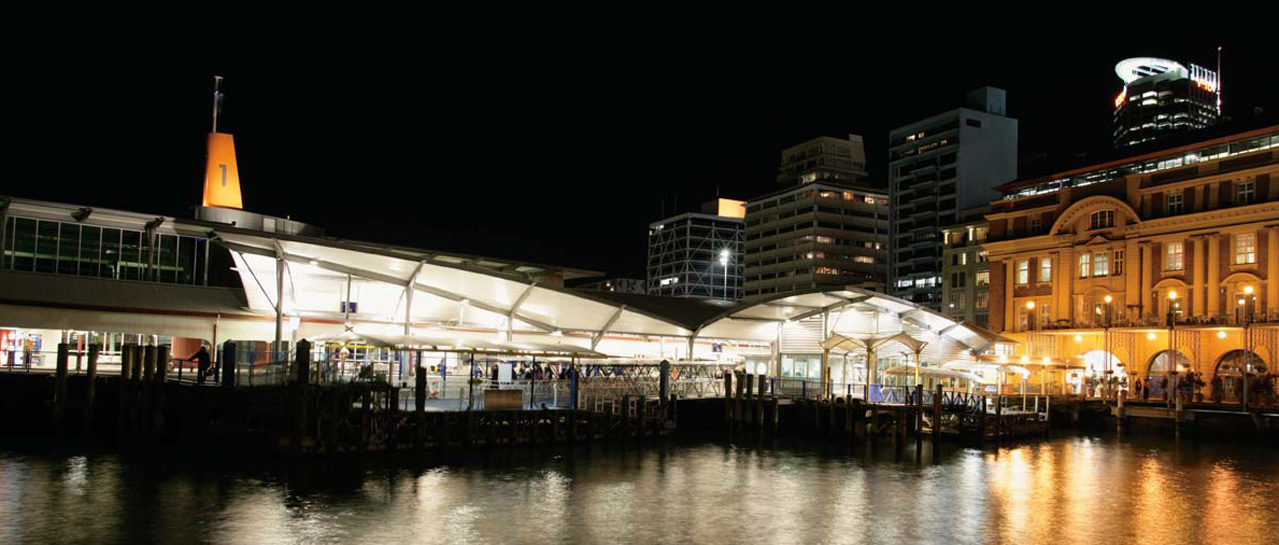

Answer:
[1,435,1276,544]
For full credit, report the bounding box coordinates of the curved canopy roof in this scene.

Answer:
[211,226,698,340]
[697,288,1014,348]
[207,225,1017,347]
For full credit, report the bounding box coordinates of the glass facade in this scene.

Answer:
[3,216,212,286]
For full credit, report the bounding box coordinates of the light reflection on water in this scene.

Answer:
[1,434,1276,545]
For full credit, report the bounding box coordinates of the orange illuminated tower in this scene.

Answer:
[201,76,244,209]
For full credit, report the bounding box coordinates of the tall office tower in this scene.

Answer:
[1113,56,1221,149]
[776,135,869,185]
[742,182,889,298]
[647,198,745,301]
[889,86,1018,309]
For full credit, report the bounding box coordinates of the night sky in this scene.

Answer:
[14,35,1276,278]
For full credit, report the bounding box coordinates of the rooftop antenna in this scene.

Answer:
[1215,46,1223,117]
[212,75,225,132]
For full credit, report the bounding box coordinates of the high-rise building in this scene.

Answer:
[940,208,991,328]
[647,198,745,301]
[1113,56,1221,149]
[776,135,868,185]
[889,86,1018,309]
[743,182,889,297]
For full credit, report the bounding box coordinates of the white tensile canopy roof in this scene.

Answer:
[697,289,1012,350]
[212,227,699,340]
[209,226,1014,348]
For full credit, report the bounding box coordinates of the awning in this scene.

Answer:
[883,365,983,382]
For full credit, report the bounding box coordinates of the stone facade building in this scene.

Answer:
[983,125,1278,400]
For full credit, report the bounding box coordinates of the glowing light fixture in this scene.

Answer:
[1147,332,1157,340]
[1074,335,1083,342]
[1244,285,1254,295]
[1217,331,1227,339]
[1104,295,1113,304]
[1025,301,1036,310]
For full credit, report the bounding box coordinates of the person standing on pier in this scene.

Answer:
[189,344,212,384]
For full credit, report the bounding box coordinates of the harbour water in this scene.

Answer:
[1,434,1276,545]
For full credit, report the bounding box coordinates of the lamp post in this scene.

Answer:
[719,248,730,302]
[1243,285,1255,407]
[1167,290,1178,407]
[1104,294,1113,400]
[1026,300,1036,332]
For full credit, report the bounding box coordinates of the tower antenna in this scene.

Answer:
[1215,46,1223,117]
[212,75,224,132]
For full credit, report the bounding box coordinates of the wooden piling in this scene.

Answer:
[54,343,69,431]
[870,403,879,444]
[994,395,1003,442]
[734,372,746,427]
[770,396,779,435]
[117,344,132,433]
[154,345,169,434]
[85,343,100,427]
[723,372,733,426]
[143,344,156,383]
[978,395,987,443]
[932,384,942,444]
[752,373,762,434]
[915,384,924,451]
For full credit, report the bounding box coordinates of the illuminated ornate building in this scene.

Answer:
[985,125,1278,399]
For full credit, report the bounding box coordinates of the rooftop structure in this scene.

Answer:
[1112,55,1221,148]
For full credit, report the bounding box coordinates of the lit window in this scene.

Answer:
[1039,257,1051,282]
[1236,234,1256,264]
[1114,250,1124,275]
[1092,252,1109,276]
[1079,253,1091,278]
[1016,260,1029,285]
[1030,216,1042,234]
[976,271,989,287]
[1165,242,1184,271]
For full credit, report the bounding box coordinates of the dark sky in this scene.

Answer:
[13,34,1276,278]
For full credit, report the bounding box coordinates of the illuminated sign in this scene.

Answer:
[202,132,244,209]
[1114,88,1127,108]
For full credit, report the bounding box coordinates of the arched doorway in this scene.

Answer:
[1212,350,1266,404]
[1145,350,1189,400]
[1081,350,1124,397]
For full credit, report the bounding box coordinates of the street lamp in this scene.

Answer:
[718,248,731,301]
[1167,290,1178,406]
[1103,294,1113,399]
[1243,285,1255,406]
